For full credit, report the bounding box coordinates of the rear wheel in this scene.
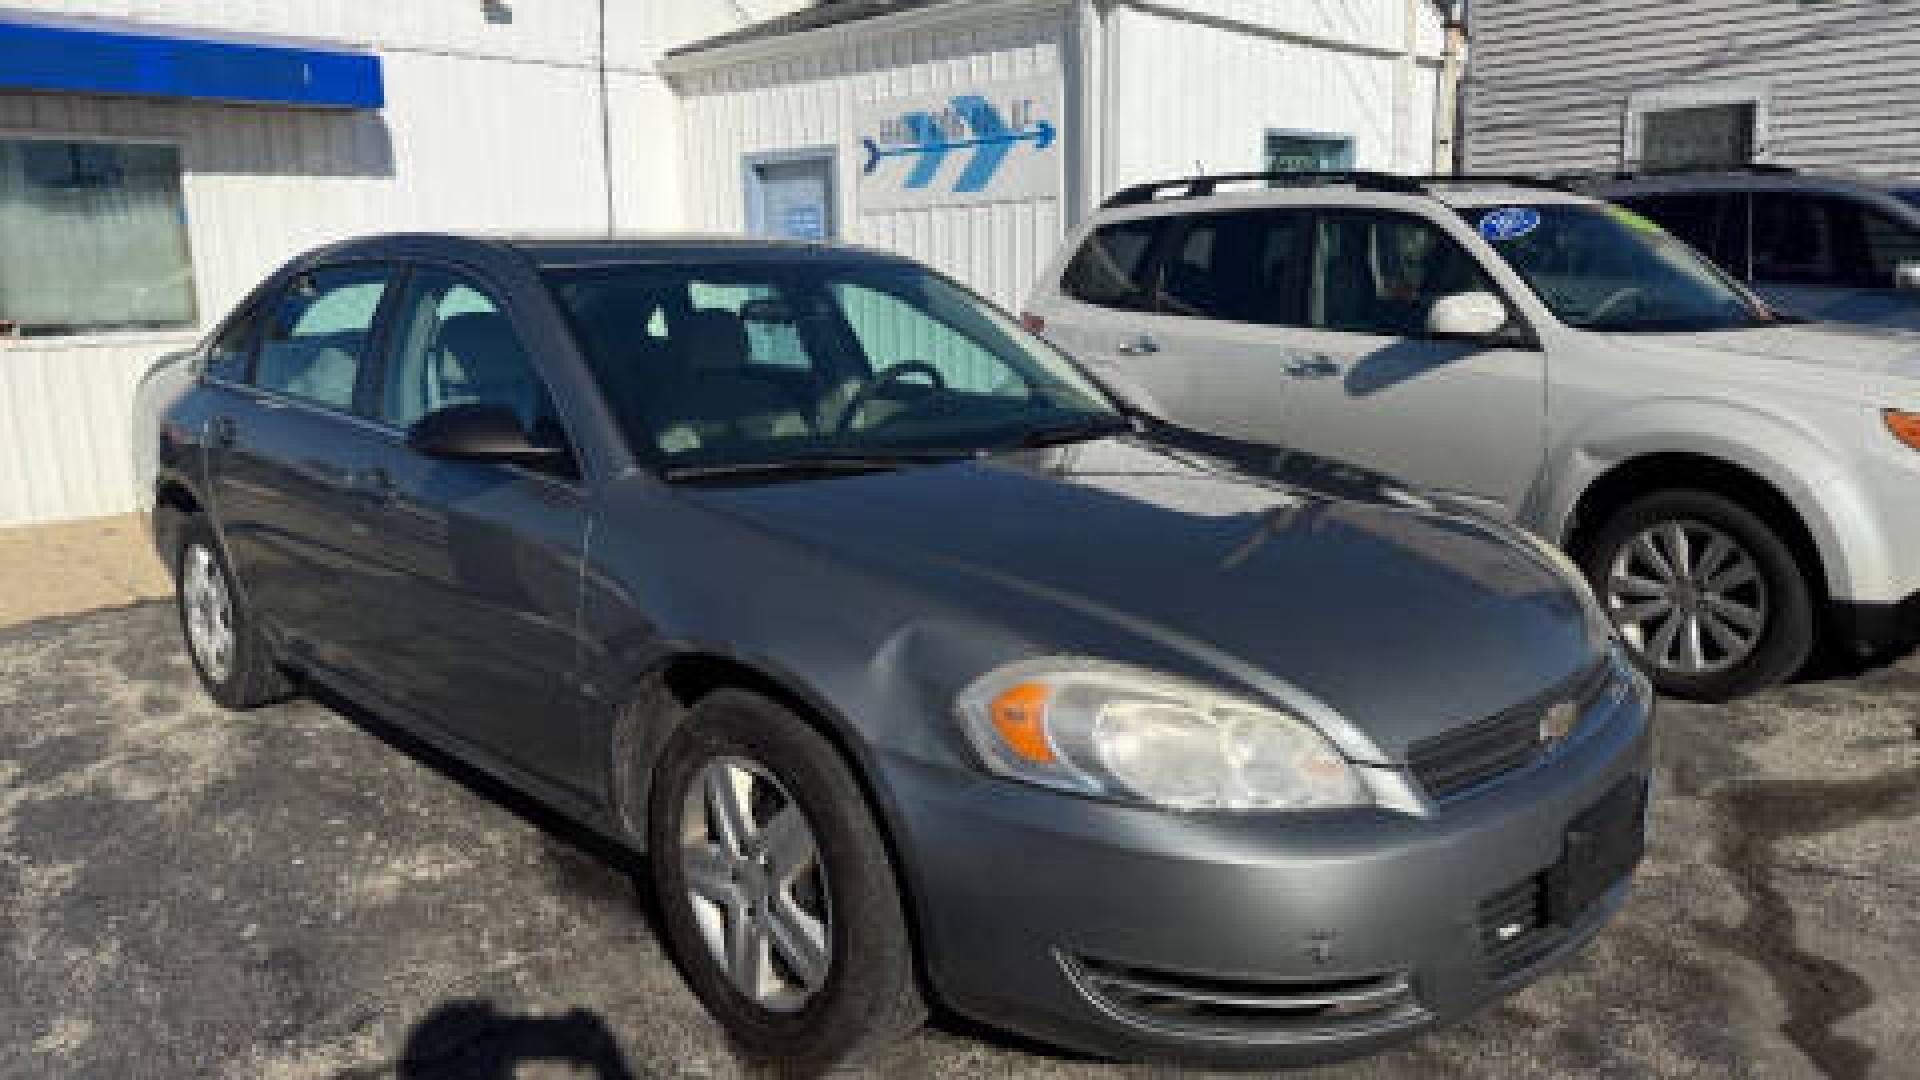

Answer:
[175,518,292,709]
[647,690,924,1066]
[1580,490,1815,701]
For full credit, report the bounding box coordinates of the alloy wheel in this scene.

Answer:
[1605,519,1769,676]
[182,544,236,683]
[679,757,832,1013]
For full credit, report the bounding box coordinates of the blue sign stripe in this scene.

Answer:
[0,17,383,109]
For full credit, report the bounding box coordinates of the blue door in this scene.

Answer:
[751,156,835,242]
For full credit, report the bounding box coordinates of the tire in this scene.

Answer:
[175,517,293,709]
[1579,489,1816,702]
[647,689,925,1066]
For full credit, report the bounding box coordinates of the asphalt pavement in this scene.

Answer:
[3,602,1917,1079]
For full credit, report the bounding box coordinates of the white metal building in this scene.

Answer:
[667,0,1457,314]
[1,0,1458,526]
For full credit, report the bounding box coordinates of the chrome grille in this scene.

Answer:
[1407,662,1609,801]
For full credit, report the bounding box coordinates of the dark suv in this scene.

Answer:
[150,233,1651,1068]
[1593,168,1920,329]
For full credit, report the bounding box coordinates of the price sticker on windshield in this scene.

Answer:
[1478,207,1542,242]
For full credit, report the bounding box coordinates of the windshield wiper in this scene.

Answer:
[997,414,1139,451]
[660,449,976,482]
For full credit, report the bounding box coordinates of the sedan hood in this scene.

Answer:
[682,436,1598,764]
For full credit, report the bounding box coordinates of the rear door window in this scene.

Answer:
[1061,218,1165,310]
[1157,210,1311,325]
[254,266,393,411]
[205,306,260,383]
[1310,210,1499,336]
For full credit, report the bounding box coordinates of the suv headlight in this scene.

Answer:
[956,659,1370,811]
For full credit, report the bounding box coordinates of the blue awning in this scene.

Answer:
[0,13,383,110]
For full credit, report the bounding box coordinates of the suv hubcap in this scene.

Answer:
[183,544,236,682]
[680,757,831,1012]
[1606,520,1768,676]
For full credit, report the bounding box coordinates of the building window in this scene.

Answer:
[0,139,196,338]
[1626,85,1769,174]
[1641,103,1756,171]
[1265,131,1355,176]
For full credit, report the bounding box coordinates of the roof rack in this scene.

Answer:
[1100,171,1570,209]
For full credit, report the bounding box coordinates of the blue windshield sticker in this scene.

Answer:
[1479,207,1542,241]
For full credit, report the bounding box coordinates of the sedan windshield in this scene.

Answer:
[546,260,1122,475]
[1461,204,1772,332]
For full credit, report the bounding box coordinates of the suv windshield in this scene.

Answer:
[546,260,1122,475]
[1461,203,1771,332]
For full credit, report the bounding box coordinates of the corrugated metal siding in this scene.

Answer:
[675,11,1074,312]
[1109,2,1445,186]
[1467,0,1920,179]
[0,0,770,525]
[0,335,188,524]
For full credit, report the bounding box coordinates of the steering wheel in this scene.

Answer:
[835,362,948,434]
[1587,286,1648,324]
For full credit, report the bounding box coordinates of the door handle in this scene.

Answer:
[344,466,395,500]
[207,415,237,449]
[1285,356,1342,378]
[1116,335,1161,357]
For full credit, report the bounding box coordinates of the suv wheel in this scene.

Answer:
[648,690,925,1066]
[176,518,292,709]
[1581,490,1815,701]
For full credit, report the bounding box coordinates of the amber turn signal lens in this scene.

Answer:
[1887,410,1920,452]
[989,682,1056,764]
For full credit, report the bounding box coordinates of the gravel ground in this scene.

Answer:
[2,602,1917,1079]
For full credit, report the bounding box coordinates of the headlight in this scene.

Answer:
[956,659,1370,811]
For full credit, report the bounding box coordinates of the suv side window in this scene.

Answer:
[1747,192,1920,288]
[379,267,565,449]
[1618,192,1745,272]
[1158,210,1310,325]
[255,265,393,411]
[1309,211,1499,336]
[1061,218,1164,310]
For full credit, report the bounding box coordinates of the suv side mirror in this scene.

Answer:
[1895,260,1920,294]
[407,403,564,465]
[1427,291,1511,340]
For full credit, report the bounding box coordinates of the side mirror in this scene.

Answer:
[1895,260,1920,294]
[1427,291,1511,339]
[407,403,563,465]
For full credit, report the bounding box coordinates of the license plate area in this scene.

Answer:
[1546,777,1647,926]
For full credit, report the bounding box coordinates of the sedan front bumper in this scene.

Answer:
[880,677,1653,1067]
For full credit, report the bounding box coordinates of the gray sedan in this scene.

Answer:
[150,233,1652,1069]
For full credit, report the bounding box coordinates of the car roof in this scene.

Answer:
[1089,184,1601,223]
[300,231,916,271]
[1589,171,1907,198]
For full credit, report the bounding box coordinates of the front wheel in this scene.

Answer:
[1580,490,1816,702]
[647,690,925,1066]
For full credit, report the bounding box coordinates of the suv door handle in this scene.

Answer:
[208,415,237,449]
[1116,335,1161,357]
[1285,356,1342,378]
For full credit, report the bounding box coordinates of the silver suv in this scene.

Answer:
[1590,167,1920,331]
[1026,172,1920,700]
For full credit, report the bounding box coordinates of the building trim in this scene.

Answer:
[659,0,1078,75]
